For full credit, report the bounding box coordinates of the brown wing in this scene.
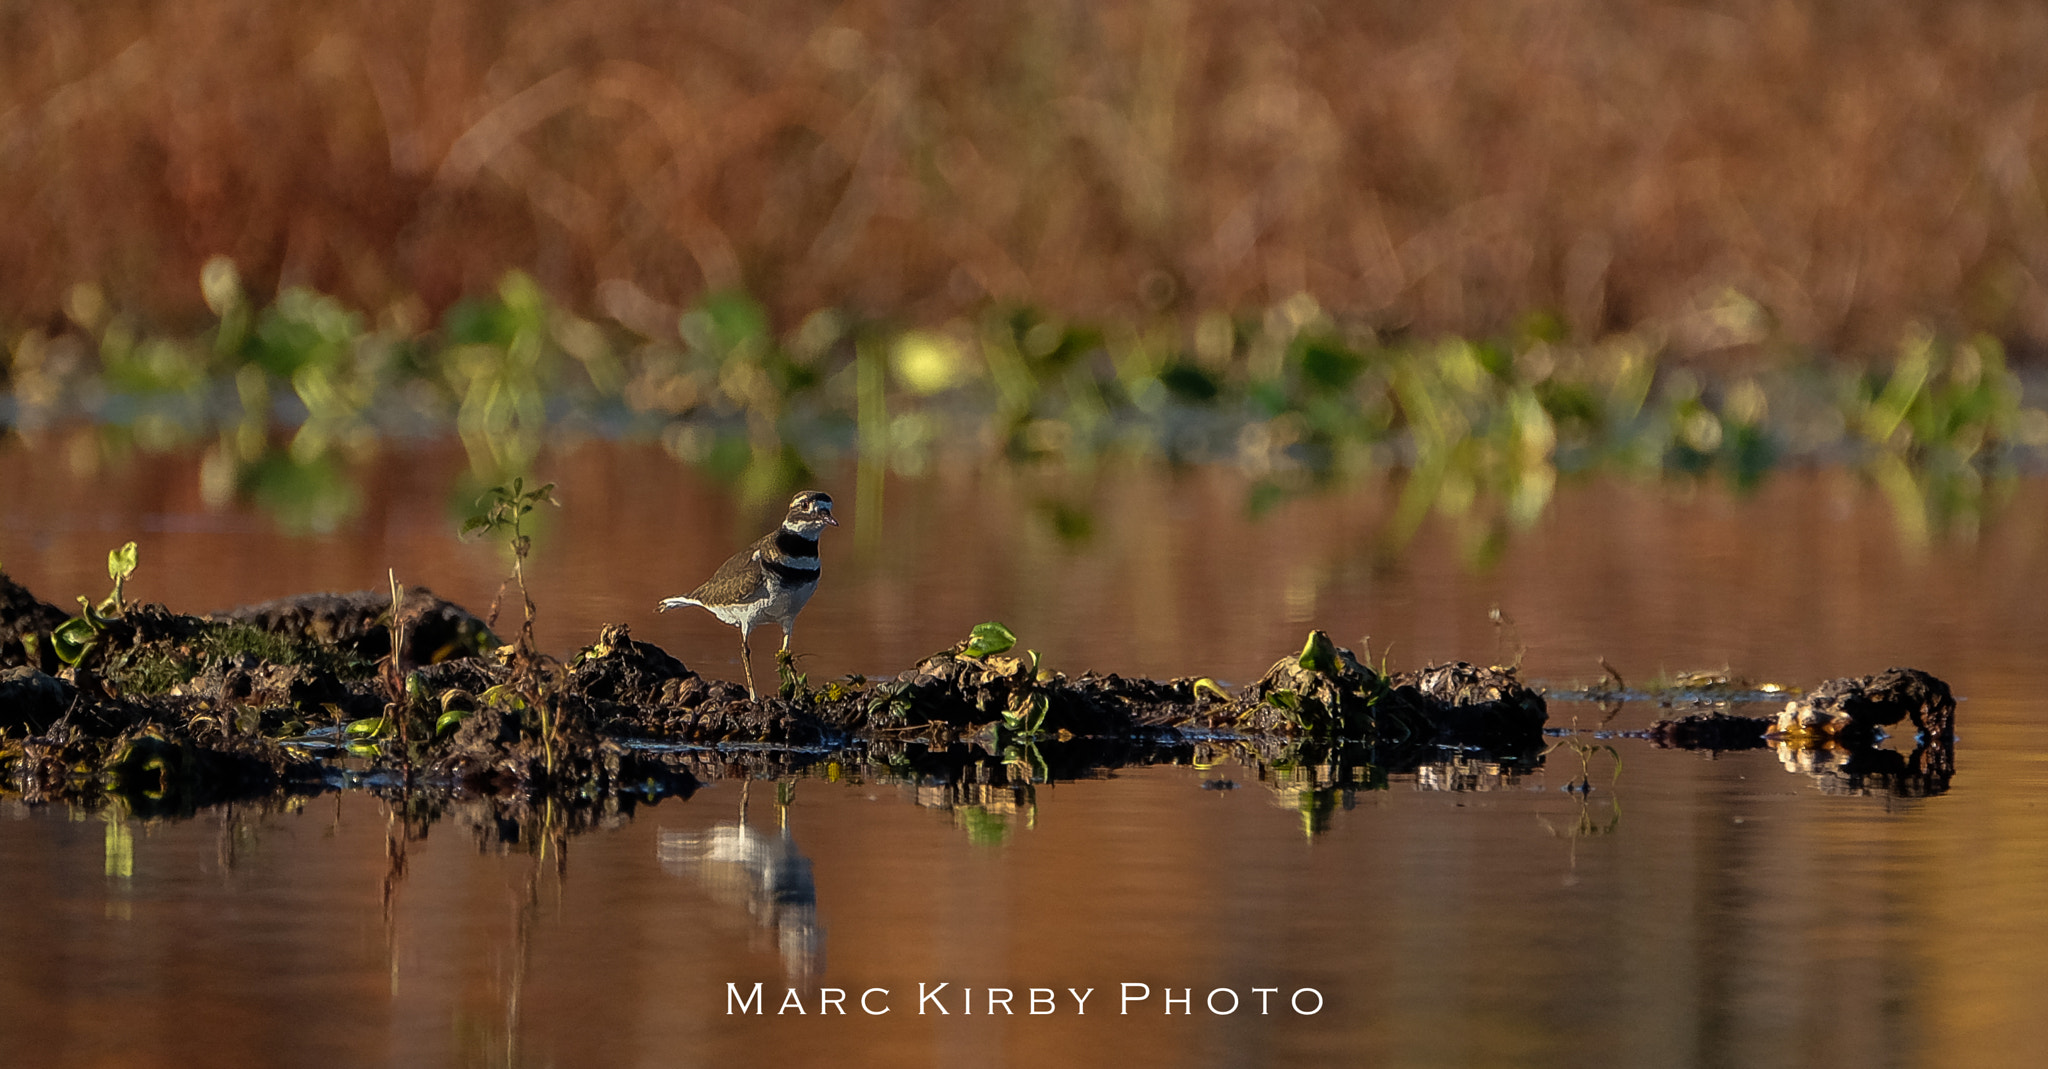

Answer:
[686,532,775,605]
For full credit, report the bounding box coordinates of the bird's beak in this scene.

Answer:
[823,513,840,526]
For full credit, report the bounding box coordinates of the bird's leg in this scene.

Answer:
[740,631,757,700]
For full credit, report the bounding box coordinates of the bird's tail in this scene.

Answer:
[657,596,701,613]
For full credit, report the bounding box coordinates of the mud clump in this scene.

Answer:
[97,722,325,815]
[1230,631,1394,737]
[566,624,700,706]
[6,709,325,814]
[1769,667,1955,741]
[1221,632,1546,748]
[213,588,495,664]
[1647,667,1957,796]
[427,703,602,791]
[0,574,70,670]
[424,697,701,802]
[560,624,766,740]
[819,641,1182,741]
[0,667,75,734]
[1648,711,1771,750]
[180,653,353,711]
[1386,661,1549,742]
[384,627,706,796]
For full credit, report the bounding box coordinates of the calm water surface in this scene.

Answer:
[5,439,2048,1068]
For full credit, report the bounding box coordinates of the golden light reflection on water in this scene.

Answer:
[6,441,2048,1065]
[4,739,2048,1068]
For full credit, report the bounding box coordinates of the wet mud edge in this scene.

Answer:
[0,575,1956,807]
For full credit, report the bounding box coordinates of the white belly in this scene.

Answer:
[702,577,816,636]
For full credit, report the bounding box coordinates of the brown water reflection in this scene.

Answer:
[7,437,2048,697]
[5,740,2048,1069]
[6,440,2048,1066]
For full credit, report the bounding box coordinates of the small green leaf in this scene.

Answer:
[99,541,140,615]
[435,709,467,737]
[1297,630,1339,675]
[345,716,387,738]
[51,617,97,666]
[963,621,1018,659]
[107,542,138,583]
[480,683,527,711]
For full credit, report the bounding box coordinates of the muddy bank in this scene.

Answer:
[0,573,1550,804]
[1644,667,1957,797]
[0,573,1954,806]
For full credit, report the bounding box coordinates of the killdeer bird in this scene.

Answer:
[657,490,838,699]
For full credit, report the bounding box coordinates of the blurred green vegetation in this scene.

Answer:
[6,261,2047,545]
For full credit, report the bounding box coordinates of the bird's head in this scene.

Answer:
[786,490,839,532]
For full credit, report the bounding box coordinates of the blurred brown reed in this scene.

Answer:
[5,0,2048,355]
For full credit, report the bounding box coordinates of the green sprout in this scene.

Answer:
[49,541,142,667]
[461,478,557,648]
[1001,691,1049,737]
[104,541,138,615]
[776,648,809,700]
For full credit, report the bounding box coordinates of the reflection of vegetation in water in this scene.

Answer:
[1846,328,2030,547]
[1538,733,1624,872]
[102,807,134,882]
[1542,795,1622,843]
[954,802,1026,847]
[1545,733,1622,795]
[1214,737,1566,838]
[239,452,360,534]
[1253,745,1378,839]
[10,262,2048,544]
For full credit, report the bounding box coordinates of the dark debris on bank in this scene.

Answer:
[0,572,1958,808]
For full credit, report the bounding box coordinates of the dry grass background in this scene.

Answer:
[6,0,2048,355]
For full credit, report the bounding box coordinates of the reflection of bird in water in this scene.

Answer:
[658,783,822,979]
